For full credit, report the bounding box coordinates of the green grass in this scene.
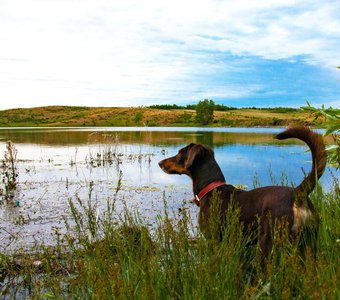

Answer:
[1,177,339,299]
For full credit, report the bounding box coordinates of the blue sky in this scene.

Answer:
[0,0,339,110]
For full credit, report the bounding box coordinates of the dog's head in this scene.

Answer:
[158,143,214,176]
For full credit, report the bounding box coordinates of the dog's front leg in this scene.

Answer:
[258,213,273,269]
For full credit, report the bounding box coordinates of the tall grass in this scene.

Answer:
[1,176,339,299]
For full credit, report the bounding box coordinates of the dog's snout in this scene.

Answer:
[159,159,167,172]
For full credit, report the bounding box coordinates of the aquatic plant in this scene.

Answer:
[0,141,19,200]
[84,133,125,169]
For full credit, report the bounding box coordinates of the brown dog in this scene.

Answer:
[159,126,327,260]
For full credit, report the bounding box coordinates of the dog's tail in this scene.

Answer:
[275,126,327,202]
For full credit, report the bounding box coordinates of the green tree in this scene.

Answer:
[196,99,215,125]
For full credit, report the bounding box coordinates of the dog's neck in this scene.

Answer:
[190,159,225,195]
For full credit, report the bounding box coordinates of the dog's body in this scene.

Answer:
[159,126,327,260]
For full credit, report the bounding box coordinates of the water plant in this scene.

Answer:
[85,133,124,169]
[0,141,19,200]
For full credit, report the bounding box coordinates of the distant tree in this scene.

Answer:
[213,104,237,111]
[186,104,197,110]
[196,99,215,125]
[148,104,185,110]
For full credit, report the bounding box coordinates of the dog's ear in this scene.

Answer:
[185,144,214,169]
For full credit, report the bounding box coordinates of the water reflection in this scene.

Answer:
[0,126,296,146]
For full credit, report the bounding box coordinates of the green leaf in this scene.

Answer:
[324,122,340,136]
[301,105,317,112]
[325,145,339,151]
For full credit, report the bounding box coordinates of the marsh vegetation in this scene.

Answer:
[1,174,339,299]
[0,127,339,298]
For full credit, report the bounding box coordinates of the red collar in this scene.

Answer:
[193,181,226,206]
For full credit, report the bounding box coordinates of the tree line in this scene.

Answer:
[148,103,237,111]
[148,103,306,113]
[149,100,304,125]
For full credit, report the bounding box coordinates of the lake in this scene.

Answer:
[0,127,337,252]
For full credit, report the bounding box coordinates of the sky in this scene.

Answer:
[0,0,339,110]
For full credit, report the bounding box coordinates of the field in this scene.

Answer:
[0,105,326,127]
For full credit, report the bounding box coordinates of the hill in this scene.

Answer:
[0,105,324,127]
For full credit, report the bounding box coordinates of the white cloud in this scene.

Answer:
[0,0,339,109]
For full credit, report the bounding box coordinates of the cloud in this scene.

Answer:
[0,0,339,109]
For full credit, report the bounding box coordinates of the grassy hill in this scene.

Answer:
[0,105,326,127]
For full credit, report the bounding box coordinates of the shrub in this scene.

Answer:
[134,111,143,124]
[196,99,215,125]
[175,113,193,124]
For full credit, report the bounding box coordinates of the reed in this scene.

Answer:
[0,141,18,201]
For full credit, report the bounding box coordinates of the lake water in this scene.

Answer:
[0,127,337,252]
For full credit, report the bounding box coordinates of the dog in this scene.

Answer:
[159,126,327,261]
